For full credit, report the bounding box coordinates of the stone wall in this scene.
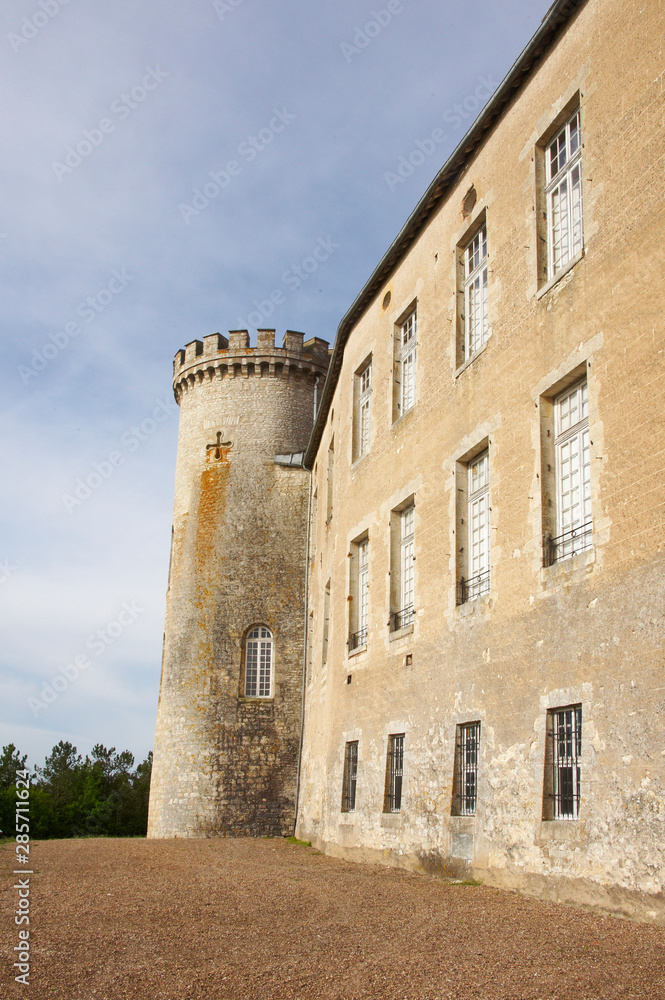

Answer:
[296,0,665,923]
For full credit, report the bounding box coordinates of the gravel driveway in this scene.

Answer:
[2,837,664,999]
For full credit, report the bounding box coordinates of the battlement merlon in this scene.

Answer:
[172,328,330,394]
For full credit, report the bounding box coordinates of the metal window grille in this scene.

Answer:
[348,626,368,651]
[457,570,490,606]
[399,311,417,415]
[459,451,490,604]
[341,741,358,812]
[384,734,404,812]
[245,626,273,697]
[390,606,415,631]
[464,225,489,358]
[358,362,372,457]
[545,380,592,565]
[452,722,480,816]
[548,706,582,819]
[546,110,583,278]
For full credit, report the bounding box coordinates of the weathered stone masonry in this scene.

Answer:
[148,330,329,838]
[149,0,665,925]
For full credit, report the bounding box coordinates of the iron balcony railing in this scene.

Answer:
[347,627,368,651]
[456,570,490,606]
[544,520,592,566]
[389,605,415,632]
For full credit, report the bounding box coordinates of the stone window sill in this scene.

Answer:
[455,592,491,620]
[454,336,490,379]
[536,247,584,300]
[538,819,586,845]
[540,545,595,588]
[389,622,414,642]
[449,815,476,832]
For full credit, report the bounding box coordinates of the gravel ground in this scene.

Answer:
[1,837,665,1000]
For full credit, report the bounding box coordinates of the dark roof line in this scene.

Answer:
[304,0,586,469]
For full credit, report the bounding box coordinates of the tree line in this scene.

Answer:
[0,741,152,838]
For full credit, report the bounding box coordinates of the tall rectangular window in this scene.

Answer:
[341,741,358,813]
[390,504,415,631]
[326,437,334,522]
[547,379,592,563]
[451,722,480,816]
[544,706,582,820]
[393,309,417,419]
[464,224,488,358]
[322,579,331,668]
[458,450,490,604]
[349,538,369,652]
[353,359,372,461]
[546,110,583,279]
[383,734,404,812]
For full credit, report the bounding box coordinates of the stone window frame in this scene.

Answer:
[455,440,491,606]
[542,704,582,821]
[341,740,358,813]
[535,94,584,295]
[456,209,489,369]
[322,579,331,670]
[389,496,416,634]
[240,624,274,700]
[352,355,373,463]
[392,303,417,422]
[326,436,334,523]
[383,733,405,813]
[451,721,480,816]
[539,364,593,568]
[348,533,369,654]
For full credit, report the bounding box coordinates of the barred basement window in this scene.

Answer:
[544,705,582,820]
[383,734,405,812]
[546,109,583,279]
[451,722,480,816]
[464,224,488,359]
[244,626,273,698]
[341,741,358,812]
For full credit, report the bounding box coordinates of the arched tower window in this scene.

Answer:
[244,626,274,698]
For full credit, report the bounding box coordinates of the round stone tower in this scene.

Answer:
[148,328,329,838]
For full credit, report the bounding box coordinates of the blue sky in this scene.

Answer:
[0,0,552,768]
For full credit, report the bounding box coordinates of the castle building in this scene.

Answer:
[150,0,665,922]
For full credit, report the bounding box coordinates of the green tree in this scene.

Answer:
[0,744,28,789]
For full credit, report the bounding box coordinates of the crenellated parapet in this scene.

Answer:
[173,328,330,403]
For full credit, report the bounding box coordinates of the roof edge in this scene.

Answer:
[304,0,587,469]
